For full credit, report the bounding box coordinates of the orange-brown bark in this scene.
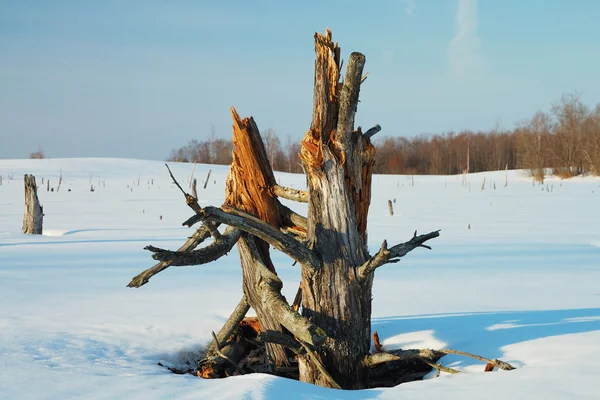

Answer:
[223,107,289,367]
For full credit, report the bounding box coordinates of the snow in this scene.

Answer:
[1,158,599,399]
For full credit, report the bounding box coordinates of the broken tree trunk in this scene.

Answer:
[203,169,212,189]
[131,28,443,390]
[223,108,291,369]
[297,30,376,389]
[22,174,43,234]
[191,178,198,200]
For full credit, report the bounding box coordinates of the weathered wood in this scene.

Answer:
[278,203,307,234]
[182,214,203,228]
[336,52,366,152]
[357,230,440,279]
[198,206,319,271]
[241,236,326,346]
[363,125,382,140]
[258,330,304,355]
[272,185,308,203]
[191,178,198,199]
[291,284,302,312]
[134,28,443,390]
[367,348,446,387]
[203,169,212,189]
[144,226,240,266]
[22,174,43,234]
[387,200,394,216]
[373,331,383,353]
[223,108,290,368]
[206,295,250,354]
[127,223,215,287]
[437,349,515,371]
[298,30,376,389]
[56,169,63,192]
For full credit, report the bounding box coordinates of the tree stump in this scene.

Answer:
[23,174,43,234]
[132,29,444,390]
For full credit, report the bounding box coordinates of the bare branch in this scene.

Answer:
[257,330,304,355]
[358,230,440,279]
[199,206,320,272]
[365,348,443,367]
[438,349,515,371]
[336,52,366,150]
[165,163,186,196]
[145,226,241,266]
[165,163,203,214]
[127,223,216,288]
[388,230,441,259]
[210,331,248,375]
[416,356,459,374]
[363,124,381,140]
[207,295,250,354]
[272,185,308,203]
[278,202,307,232]
[360,71,369,84]
[182,214,202,228]
[365,347,515,373]
[243,237,326,346]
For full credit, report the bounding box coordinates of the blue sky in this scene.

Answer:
[1,0,600,159]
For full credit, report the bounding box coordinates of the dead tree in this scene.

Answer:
[23,174,43,234]
[191,178,198,200]
[203,169,212,189]
[129,29,513,389]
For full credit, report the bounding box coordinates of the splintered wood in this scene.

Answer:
[225,107,281,229]
[223,107,289,368]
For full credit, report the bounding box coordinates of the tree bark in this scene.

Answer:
[298,29,376,389]
[223,108,290,368]
[191,178,198,199]
[22,174,43,234]
[132,28,442,390]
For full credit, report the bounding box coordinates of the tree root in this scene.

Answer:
[165,323,515,388]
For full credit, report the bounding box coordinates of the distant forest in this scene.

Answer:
[168,94,600,179]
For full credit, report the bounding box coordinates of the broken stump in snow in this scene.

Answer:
[22,174,43,234]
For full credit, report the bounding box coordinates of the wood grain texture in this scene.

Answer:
[22,174,43,235]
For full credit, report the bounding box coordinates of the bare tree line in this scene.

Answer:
[167,94,600,179]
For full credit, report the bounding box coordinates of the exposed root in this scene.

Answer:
[165,318,513,389]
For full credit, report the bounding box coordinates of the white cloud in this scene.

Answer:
[401,0,416,16]
[447,0,484,79]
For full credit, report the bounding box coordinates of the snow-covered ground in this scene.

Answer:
[1,158,599,399]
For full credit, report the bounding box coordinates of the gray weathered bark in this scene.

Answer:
[297,29,375,389]
[191,178,198,199]
[131,29,442,389]
[23,174,43,234]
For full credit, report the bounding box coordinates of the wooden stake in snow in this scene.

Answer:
[191,178,198,199]
[203,169,212,189]
[481,177,486,192]
[387,200,394,216]
[56,169,63,192]
[189,162,197,189]
[504,164,508,187]
[22,174,43,234]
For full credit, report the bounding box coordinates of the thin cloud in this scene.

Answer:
[447,0,484,79]
[401,0,416,16]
